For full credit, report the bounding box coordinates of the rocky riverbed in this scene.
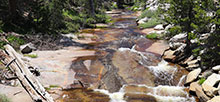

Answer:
[0,10,196,102]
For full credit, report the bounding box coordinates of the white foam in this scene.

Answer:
[94,89,126,102]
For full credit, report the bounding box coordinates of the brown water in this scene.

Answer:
[56,10,195,102]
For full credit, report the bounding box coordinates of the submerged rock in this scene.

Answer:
[124,93,157,102]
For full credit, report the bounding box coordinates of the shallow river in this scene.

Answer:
[56,10,196,102]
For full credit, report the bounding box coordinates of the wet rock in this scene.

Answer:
[212,65,220,71]
[207,96,220,102]
[195,84,210,102]
[154,24,164,30]
[112,50,157,87]
[20,43,36,54]
[57,88,110,102]
[123,85,153,93]
[124,93,157,102]
[202,73,220,97]
[185,68,201,84]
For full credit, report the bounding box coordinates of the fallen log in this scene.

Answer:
[2,45,54,102]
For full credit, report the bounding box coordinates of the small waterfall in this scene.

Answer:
[177,75,186,86]
[148,60,178,85]
[116,46,195,102]
[95,84,195,102]
[94,89,126,102]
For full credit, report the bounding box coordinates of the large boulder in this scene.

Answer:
[202,73,220,97]
[185,68,201,84]
[20,43,36,54]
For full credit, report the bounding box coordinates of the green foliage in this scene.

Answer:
[146,33,158,39]
[6,35,25,46]
[24,54,38,58]
[166,25,182,38]
[198,78,206,85]
[0,41,7,49]
[139,9,160,19]
[138,18,164,28]
[0,94,11,102]
[164,0,214,40]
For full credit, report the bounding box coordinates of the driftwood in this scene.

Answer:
[2,45,54,102]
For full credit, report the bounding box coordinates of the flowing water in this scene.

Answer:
[56,10,196,102]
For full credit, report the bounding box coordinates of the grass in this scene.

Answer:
[138,18,164,28]
[198,78,206,85]
[45,85,61,91]
[146,33,158,39]
[24,54,38,58]
[0,94,11,102]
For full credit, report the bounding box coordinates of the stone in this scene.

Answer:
[195,84,210,102]
[124,93,157,102]
[20,43,36,54]
[187,59,199,66]
[189,82,200,92]
[169,33,187,43]
[212,65,220,71]
[185,68,201,84]
[162,49,175,61]
[207,96,220,102]
[169,42,184,50]
[202,73,220,96]
[201,70,213,79]
[154,24,164,30]
[137,17,149,25]
[165,24,173,31]
[183,55,194,65]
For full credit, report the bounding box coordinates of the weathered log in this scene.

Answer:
[2,45,54,102]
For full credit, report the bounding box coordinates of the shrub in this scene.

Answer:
[166,25,182,38]
[138,18,164,28]
[198,78,206,85]
[146,33,158,39]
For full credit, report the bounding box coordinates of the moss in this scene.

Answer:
[24,54,38,58]
[0,94,11,102]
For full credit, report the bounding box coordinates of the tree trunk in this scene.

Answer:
[89,0,95,17]
[9,0,17,18]
[117,0,124,9]
[2,45,54,102]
